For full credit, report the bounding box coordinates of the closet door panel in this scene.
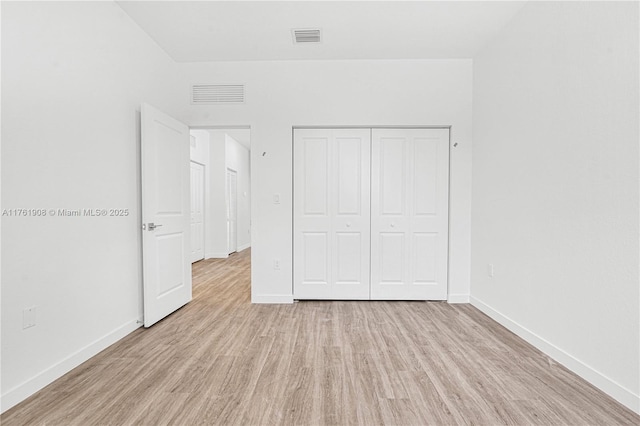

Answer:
[413,139,438,216]
[332,131,371,299]
[294,131,332,299]
[379,138,406,216]
[294,128,370,300]
[371,128,449,300]
[412,232,437,283]
[302,138,329,215]
[302,232,329,283]
[378,232,405,284]
[336,137,363,215]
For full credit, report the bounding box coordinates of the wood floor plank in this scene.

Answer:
[2,248,639,425]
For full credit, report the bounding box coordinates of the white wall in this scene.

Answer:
[190,130,210,165]
[190,129,211,262]
[225,134,251,251]
[206,131,229,258]
[1,1,181,411]
[177,59,473,303]
[471,1,639,413]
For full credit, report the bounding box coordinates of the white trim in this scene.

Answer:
[237,243,251,252]
[447,293,469,303]
[293,125,451,130]
[205,252,229,259]
[470,296,640,414]
[252,294,294,304]
[1,318,142,413]
[190,125,251,131]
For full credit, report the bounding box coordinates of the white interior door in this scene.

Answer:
[190,161,205,263]
[370,128,449,300]
[141,103,192,327]
[294,128,371,300]
[227,169,238,254]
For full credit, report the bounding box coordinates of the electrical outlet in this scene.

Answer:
[23,306,37,329]
[274,259,281,270]
[488,264,494,278]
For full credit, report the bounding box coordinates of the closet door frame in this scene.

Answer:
[292,126,451,301]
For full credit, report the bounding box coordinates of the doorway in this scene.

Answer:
[188,127,251,261]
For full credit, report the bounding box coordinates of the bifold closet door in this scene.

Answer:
[370,128,450,300]
[293,129,371,299]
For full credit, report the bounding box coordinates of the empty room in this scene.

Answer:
[1,1,639,425]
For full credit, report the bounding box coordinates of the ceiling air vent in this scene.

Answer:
[191,84,245,105]
[292,28,322,44]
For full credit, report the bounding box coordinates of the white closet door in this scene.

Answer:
[294,128,371,300]
[370,128,449,300]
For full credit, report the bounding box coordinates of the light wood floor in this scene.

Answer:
[3,248,639,425]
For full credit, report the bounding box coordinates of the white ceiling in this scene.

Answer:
[117,1,527,62]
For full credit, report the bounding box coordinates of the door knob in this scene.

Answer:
[390,222,395,228]
[346,223,351,228]
[148,222,163,231]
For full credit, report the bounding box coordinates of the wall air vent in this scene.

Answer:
[292,28,322,44]
[191,84,245,105]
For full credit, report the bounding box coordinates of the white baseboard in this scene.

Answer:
[447,293,470,303]
[0,317,142,413]
[205,252,229,259]
[470,296,640,415]
[237,243,251,252]
[252,294,294,304]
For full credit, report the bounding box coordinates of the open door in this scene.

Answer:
[141,103,192,327]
